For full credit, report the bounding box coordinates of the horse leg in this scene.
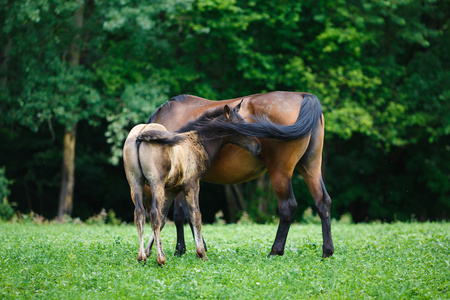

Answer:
[263,138,310,256]
[173,192,187,256]
[298,167,334,258]
[183,197,208,253]
[268,171,297,256]
[143,185,154,258]
[297,120,334,258]
[130,184,147,262]
[185,183,207,260]
[145,189,174,258]
[174,193,208,256]
[150,185,166,266]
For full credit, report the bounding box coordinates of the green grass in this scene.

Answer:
[0,221,448,299]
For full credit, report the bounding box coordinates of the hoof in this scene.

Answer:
[197,254,208,261]
[196,250,207,260]
[322,244,334,258]
[145,249,152,258]
[268,248,284,257]
[137,253,147,262]
[156,256,166,266]
[174,248,186,257]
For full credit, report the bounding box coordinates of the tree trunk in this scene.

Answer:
[232,184,246,211]
[58,125,77,218]
[57,3,85,219]
[0,37,12,88]
[256,173,272,215]
[224,185,239,223]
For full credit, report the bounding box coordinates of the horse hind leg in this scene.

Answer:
[268,171,298,256]
[297,163,334,258]
[143,185,174,258]
[174,192,208,257]
[143,185,154,258]
[150,185,167,266]
[125,169,147,262]
[129,183,147,262]
[185,184,207,260]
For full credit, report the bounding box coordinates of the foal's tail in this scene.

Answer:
[198,93,323,141]
[137,130,186,145]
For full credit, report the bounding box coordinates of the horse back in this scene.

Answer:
[151,92,312,129]
[148,92,323,185]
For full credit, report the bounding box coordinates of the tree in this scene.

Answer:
[0,0,183,218]
[0,0,448,222]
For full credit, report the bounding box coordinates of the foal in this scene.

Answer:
[123,103,261,265]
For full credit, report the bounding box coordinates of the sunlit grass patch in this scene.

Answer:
[0,222,448,299]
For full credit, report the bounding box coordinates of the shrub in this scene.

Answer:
[86,208,122,225]
[0,167,15,221]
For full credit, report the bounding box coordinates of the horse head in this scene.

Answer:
[222,102,262,157]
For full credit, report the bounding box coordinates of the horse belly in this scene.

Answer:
[202,144,266,184]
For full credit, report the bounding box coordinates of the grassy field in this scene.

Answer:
[0,221,448,299]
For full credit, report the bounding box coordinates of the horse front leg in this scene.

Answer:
[173,192,187,256]
[268,173,297,256]
[185,183,207,260]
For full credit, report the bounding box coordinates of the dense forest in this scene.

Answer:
[0,0,449,223]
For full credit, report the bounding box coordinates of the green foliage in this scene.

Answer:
[0,0,449,222]
[0,167,15,221]
[0,167,12,202]
[0,222,448,298]
[85,208,123,226]
[0,199,15,222]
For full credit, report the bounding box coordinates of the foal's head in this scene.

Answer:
[216,102,262,157]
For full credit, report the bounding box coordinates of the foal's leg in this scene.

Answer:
[143,185,154,258]
[145,189,174,258]
[174,193,208,256]
[150,185,166,265]
[129,183,147,262]
[185,183,207,260]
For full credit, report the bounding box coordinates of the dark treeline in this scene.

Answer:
[0,0,449,223]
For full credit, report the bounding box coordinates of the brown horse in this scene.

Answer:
[124,103,261,265]
[146,91,334,259]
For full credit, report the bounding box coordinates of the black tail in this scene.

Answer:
[137,130,186,145]
[196,94,322,141]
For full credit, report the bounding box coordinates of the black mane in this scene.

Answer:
[146,94,189,124]
[175,106,226,135]
[170,94,188,102]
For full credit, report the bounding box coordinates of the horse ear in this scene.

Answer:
[236,99,244,111]
[224,105,231,120]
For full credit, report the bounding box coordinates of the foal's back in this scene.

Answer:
[136,125,209,190]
